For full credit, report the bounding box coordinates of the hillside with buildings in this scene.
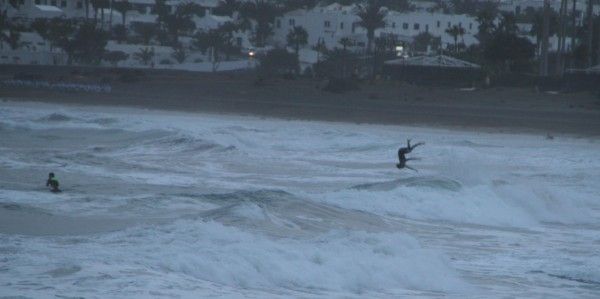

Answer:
[1,0,599,87]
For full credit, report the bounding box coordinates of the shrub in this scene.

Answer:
[258,49,299,78]
[103,50,129,66]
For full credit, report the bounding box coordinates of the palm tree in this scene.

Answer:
[445,25,463,53]
[134,47,155,66]
[85,0,90,19]
[337,38,355,78]
[585,0,594,67]
[113,24,127,43]
[109,0,114,29]
[42,18,75,52]
[338,37,353,51]
[354,0,387,54]
[598,16,600,65]
[475,5,497,46]
[90,0,109,28]
[101,0,110,29]
[286,26,308,55]
[215,0,240,17]
[154,0,171,31]
[91,0,100,25]
[540,0,550,76]
[555,0,568,75]
[8,0,23,9]
[530,6,558,57]
[240,0,280,47]
[0,10,8,50]
[113,0,131,26]
[497,12,517,35]
[132,22,157,45]
[570,0,577,56]
[194,28,231,71]
[312,37,326,75]
[104,50,128,66]
[412,32,434,52]
[6,29,21,50]
[165,4,197,45]
[218,22,242,59]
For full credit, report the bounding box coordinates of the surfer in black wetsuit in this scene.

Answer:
[46,172,60,192]
[397,139,424,171]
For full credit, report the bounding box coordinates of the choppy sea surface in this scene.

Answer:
[1,102,599,298]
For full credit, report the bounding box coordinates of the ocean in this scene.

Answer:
[1,102,599,298]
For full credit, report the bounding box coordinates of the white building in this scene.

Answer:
[273,3,479,52]
[382,11,479,48]
[0,0,223,21]
[273,4,364,50]
[411,0,438,12]
[0,31,66,64]
[127,0,220,17]
[192,14,231,30]
[498,0,600,19]
[1,0,86,19]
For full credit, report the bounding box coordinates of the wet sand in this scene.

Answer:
[1,64,599,136]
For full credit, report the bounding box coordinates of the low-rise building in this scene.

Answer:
[382,11,478,48]
[273,3,479,53]
[0,31,66,65]
[273,3,362,50]
[1,0,86,19]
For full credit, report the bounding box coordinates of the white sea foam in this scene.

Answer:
[1,102,599,298]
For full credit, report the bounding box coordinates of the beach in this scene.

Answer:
[2,64,600,136]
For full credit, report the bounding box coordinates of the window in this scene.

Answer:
[469,23,473,30]
[289,18,295,26]
[392,22,395,28]
[324,20,330,28]
[76,1,82,8]
[340,22,344,29]
[35,0,40,4]
[413,23,420,30]
[447,22,451,28]
[425,24,429,32]
[437,21,440,28]
[402,23,408,30]
[61,0,66,7]
[50,0,56,6]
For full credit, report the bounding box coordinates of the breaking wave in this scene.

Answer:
[1,103,599,298]
[351,176,462,192]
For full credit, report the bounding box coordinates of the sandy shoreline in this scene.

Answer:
[2,65,600,136]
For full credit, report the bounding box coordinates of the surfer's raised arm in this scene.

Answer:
[409,141,424,151]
